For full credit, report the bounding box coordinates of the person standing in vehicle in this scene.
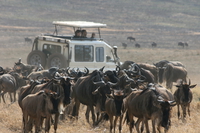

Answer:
[81,30,87,38]
[74,30,81,38]
[91,33,95,38]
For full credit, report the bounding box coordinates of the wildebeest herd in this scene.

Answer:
[0,58,197,133]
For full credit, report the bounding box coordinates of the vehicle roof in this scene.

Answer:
[52,21,107,28]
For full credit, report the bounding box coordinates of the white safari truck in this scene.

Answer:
[27,21,120,71]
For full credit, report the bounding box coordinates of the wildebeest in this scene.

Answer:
[122,43,127,49]
[124,83,175,133]
[24,37,32,44]
[152,42,157,48]
[127,36,135,42]
[154,60,185,68]
[71,67,119,125]
[103,90,125,133]
[178,42,185,48]
[138,63,158,83]
[135,43,140,48]
[0,74,17,103]
[163,63,187,91]
[27,67,61,80]
[21,89,58,133]
[120,61,135,70]
[14,58,39,76]
[174,79,196,119]
[153,60,185,84]
[18,73,72,133]
[178,42,188,48]
[129,63,155,84]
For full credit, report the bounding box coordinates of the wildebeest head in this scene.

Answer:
[112,90,125,116]
[158,66,166,84]
[175,79,197,103]
[156,99,176,130]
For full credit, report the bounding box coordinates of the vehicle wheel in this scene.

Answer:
[46,53,68,68]
[27,50,46,67]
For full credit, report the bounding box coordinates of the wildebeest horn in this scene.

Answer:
[99,66,105,72]
[106,81,118,87]
[92,78,105,86]
[66,67,72,76]
[116,65,121,73]
[84,67,89,76]
[188,79,191,85]
[92,87,101,95]
[168,100,176,106]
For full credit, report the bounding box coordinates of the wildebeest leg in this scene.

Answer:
[53,113,59,133]
[109,115,113,133]
[85,106,90,123]
[89,106,96,126]
[188,104,190,117]
[143,117,150,133]
[9,92,13,103]
[127,111,134,133]
[114,116,118,133]
[13,91,16,102]
[151,119,156,133]
[45,116,51,133]
[0,92,6,103]
[35,116,41,133]
[119,115,123,133]
[177,104,180,119]
[135,118,142,133]
[181,104,186,118]
[23,112,29,133]
[73,99,80,119]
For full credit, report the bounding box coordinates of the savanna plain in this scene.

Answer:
[1,0,200,133]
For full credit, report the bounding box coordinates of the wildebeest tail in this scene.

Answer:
[124,111,135,129]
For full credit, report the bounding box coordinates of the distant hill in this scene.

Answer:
[0,0,200,48]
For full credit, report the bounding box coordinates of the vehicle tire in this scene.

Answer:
[27,50,46,67]
[46,53,68,68]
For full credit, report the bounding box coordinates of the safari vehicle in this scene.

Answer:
[27,21,120,71]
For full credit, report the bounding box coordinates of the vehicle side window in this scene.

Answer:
[43,44,61,56]
[96,47,104,62]
[75,45,94,62]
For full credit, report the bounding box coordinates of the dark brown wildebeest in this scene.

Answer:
[19,73,72,133]
[138,63,158,83]
[24,37,32,44]
[103,90,126,133]
[66,67,89,82]
[122,43,127,49]
[21,89,58,133]
[127,36,135,42]
[152,42,157,48]
[135,43,140,48]
[163,64,187,91]
[129,63,155,84]
[0,74,17,103]
[174,79,196,119]
[71,67,119,125]
[124,83,175,133]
